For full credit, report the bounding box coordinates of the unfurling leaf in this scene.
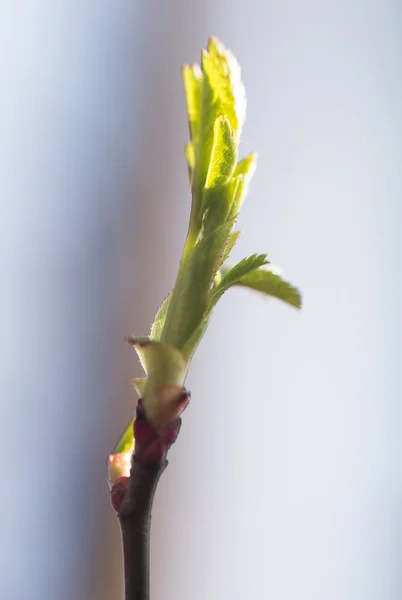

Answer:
[221,253,269,284]
[237,266,302,308]
[205,117,237,189]
[182,63,203,142]
[210,253,269,306]
[150,293,172,341]
[204,37,246,140]
[111,38,302,464]
[219,230,240,266]
[184,142,195,173]
[112,419,135,455]
[192,37,246,198]
[160,218,236,350]
[228,152,257,218]
[181,316,210,361]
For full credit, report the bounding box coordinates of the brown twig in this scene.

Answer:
[118,458,167,600]
[111,398,186,600]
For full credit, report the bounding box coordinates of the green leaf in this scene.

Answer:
[220,230,240,266]
[205,37,246,139]
[210,253,269,307]
[192,39,245,201]
[237,266,302,308]
[197,117,237,236]
[150,293,172,341]
[222,253,269,282]
[160,218,235,350]
[191,54,217,195]
[234,152,258,178]
[202,185,234,236]
[228,152,258,218]
[184,142,195,174]
[181,316,210,361]
[182,63,203,142]
[112,419,134,454]
[205,117,237,189]
[201,123,239,235]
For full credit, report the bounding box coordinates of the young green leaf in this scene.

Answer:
[182,63,203,142]
[205,37,246,140]
[181,316,210,361]
[160,217,235,351]
[150,293,172,341]
[222,253,269,282]
[191,39,245,210]
[237,266,302,308]
[111,38,302,461]
[210,253,269,306]
[198,117,238,234]
[182,64,203,183]
[112,418,135,454]
[228,152,258,218]
[202,185,235,236]
[234,152,258,178]
[205,117,237,189]
[219,230,241,266]
[184,142,195,174]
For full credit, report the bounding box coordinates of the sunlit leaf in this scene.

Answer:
[182,63,203,142]
[160,218,235,350]
[192,38,246,205]
[205,37,246,139]
[238,266,302,308]
[205,117,237,189]
[210,253,269,306]
[228,152,258,218]
[184,142,195,175]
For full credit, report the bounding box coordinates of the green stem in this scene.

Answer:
[159,189,201,348]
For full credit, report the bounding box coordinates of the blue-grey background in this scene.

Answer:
[1,1,401,599]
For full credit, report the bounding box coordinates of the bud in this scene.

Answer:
[133,396,186,465]
[108,452,132,487]
[110,476,130,513]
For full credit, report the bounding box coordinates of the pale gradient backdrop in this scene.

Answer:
[1,1,401,599]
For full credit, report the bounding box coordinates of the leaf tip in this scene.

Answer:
[125,335,150,348]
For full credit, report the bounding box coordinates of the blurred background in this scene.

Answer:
[1,1,401,599]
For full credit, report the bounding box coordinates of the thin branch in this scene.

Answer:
[118,458,167,600]
[112,399,184,600]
